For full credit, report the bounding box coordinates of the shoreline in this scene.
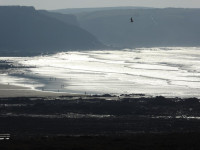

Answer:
[0,83,199,99]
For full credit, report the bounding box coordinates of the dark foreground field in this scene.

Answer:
[0,95,200,149]
[1,133,200,150]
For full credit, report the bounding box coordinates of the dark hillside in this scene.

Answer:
[0,6,104,55]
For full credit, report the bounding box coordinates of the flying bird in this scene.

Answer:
[130,17,134,23]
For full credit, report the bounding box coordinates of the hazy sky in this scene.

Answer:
[0,0,200,10]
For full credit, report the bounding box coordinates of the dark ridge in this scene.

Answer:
[0,6,105,56]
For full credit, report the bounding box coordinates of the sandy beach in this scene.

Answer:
[1,48,200,98]
[0,84,71,97]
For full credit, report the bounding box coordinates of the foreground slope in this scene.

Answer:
[0,6,103,55]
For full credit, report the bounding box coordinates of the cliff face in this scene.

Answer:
[0,6,104,55]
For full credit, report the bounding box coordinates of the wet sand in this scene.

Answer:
[0,84,72,97]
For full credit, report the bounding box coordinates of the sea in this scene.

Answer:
[1,47,200,98]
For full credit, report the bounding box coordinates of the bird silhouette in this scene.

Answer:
[130,17,134,23]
